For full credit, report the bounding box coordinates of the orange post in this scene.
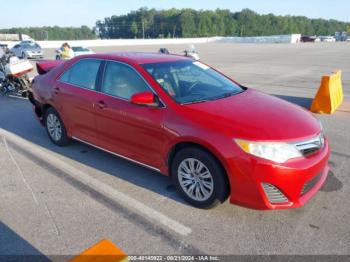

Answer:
[310,70,344,114]
[69,239,128,262]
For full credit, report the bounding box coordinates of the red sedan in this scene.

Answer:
[29,53,329,210]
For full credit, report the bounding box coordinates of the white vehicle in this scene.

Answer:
[55,46,94,60]
[320,36,336,42]
[11,41,44,59]
[72,46,94,56]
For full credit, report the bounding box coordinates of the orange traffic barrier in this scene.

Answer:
[310,70,344,114]
[69,239,128,262]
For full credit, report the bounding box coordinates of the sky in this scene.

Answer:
[0,0,348,29]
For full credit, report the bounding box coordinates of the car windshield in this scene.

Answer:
[73,47,89,52]
[23,43,40,48]
[142,60,244,104]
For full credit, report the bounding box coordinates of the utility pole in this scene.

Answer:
[142,21,145,39]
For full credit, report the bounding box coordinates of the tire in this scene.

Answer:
[56,56,61,60]
[171,147,230,209]
[0,84,6,96]
[44,107,70,146]
[22,52,27,59]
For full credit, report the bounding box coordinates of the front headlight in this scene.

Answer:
[234,139,302,163]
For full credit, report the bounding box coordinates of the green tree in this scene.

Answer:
[130,21,138,38]
[91,8,350,39]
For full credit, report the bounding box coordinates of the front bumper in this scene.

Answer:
[227,139,330,210]
[27,52,44,58]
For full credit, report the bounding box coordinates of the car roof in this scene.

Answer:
[78,52,191,64]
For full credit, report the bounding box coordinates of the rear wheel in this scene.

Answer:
[172,147,229,209]
[44,107,70,146]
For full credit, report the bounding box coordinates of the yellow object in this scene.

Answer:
[69,239,128,262]
[310,70,344,114]
[61,48,74,59]
[235,139,250,153]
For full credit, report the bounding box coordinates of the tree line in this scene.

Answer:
[0,26,96,40]
[1,8,349,40]
[96,8,350,39]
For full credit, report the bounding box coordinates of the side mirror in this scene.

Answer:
[131,91,159,107]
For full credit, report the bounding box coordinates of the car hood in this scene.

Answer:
[182,89,320,141]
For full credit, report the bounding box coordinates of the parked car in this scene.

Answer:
[55,46,94,60]
[28,53,330,210]
[335,32,348,41]
[72,46,95,56]
[11,41,44,59]
[320,36,336,42]
[301,36,317,42]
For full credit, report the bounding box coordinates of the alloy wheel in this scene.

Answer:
[46,113,62,142]
[177,158,214,201]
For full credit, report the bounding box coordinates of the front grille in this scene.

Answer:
[262,183,289,203]
[301,173,322,196]
[295,134,324,157]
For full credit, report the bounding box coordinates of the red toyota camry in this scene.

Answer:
[29,53,330,210]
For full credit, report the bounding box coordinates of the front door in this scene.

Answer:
[95,61,167,169]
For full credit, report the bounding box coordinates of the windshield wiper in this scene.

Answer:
[181,99,210,105]
[209,91,240,101]
[180,91,242,105]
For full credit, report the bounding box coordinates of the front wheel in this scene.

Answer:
[172,147,230,209]
[44,107,70,146]
[0,83,6,96]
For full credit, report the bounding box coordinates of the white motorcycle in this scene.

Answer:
[184,44,200,60]
[158,44,200,60]
[0,47,33,96]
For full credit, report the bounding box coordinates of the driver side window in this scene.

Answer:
[101,61,149,100]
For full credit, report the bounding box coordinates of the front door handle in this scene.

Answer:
[54,87,60,94]
[96,101,106,109]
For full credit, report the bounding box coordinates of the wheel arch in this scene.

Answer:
[167,141,231,188]
[167,140,231,203]
[38,104,54,125]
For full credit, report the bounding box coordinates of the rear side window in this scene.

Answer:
[59,59,101,90]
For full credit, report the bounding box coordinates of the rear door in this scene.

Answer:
[54,58,102,145]
[94,61,167,169]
